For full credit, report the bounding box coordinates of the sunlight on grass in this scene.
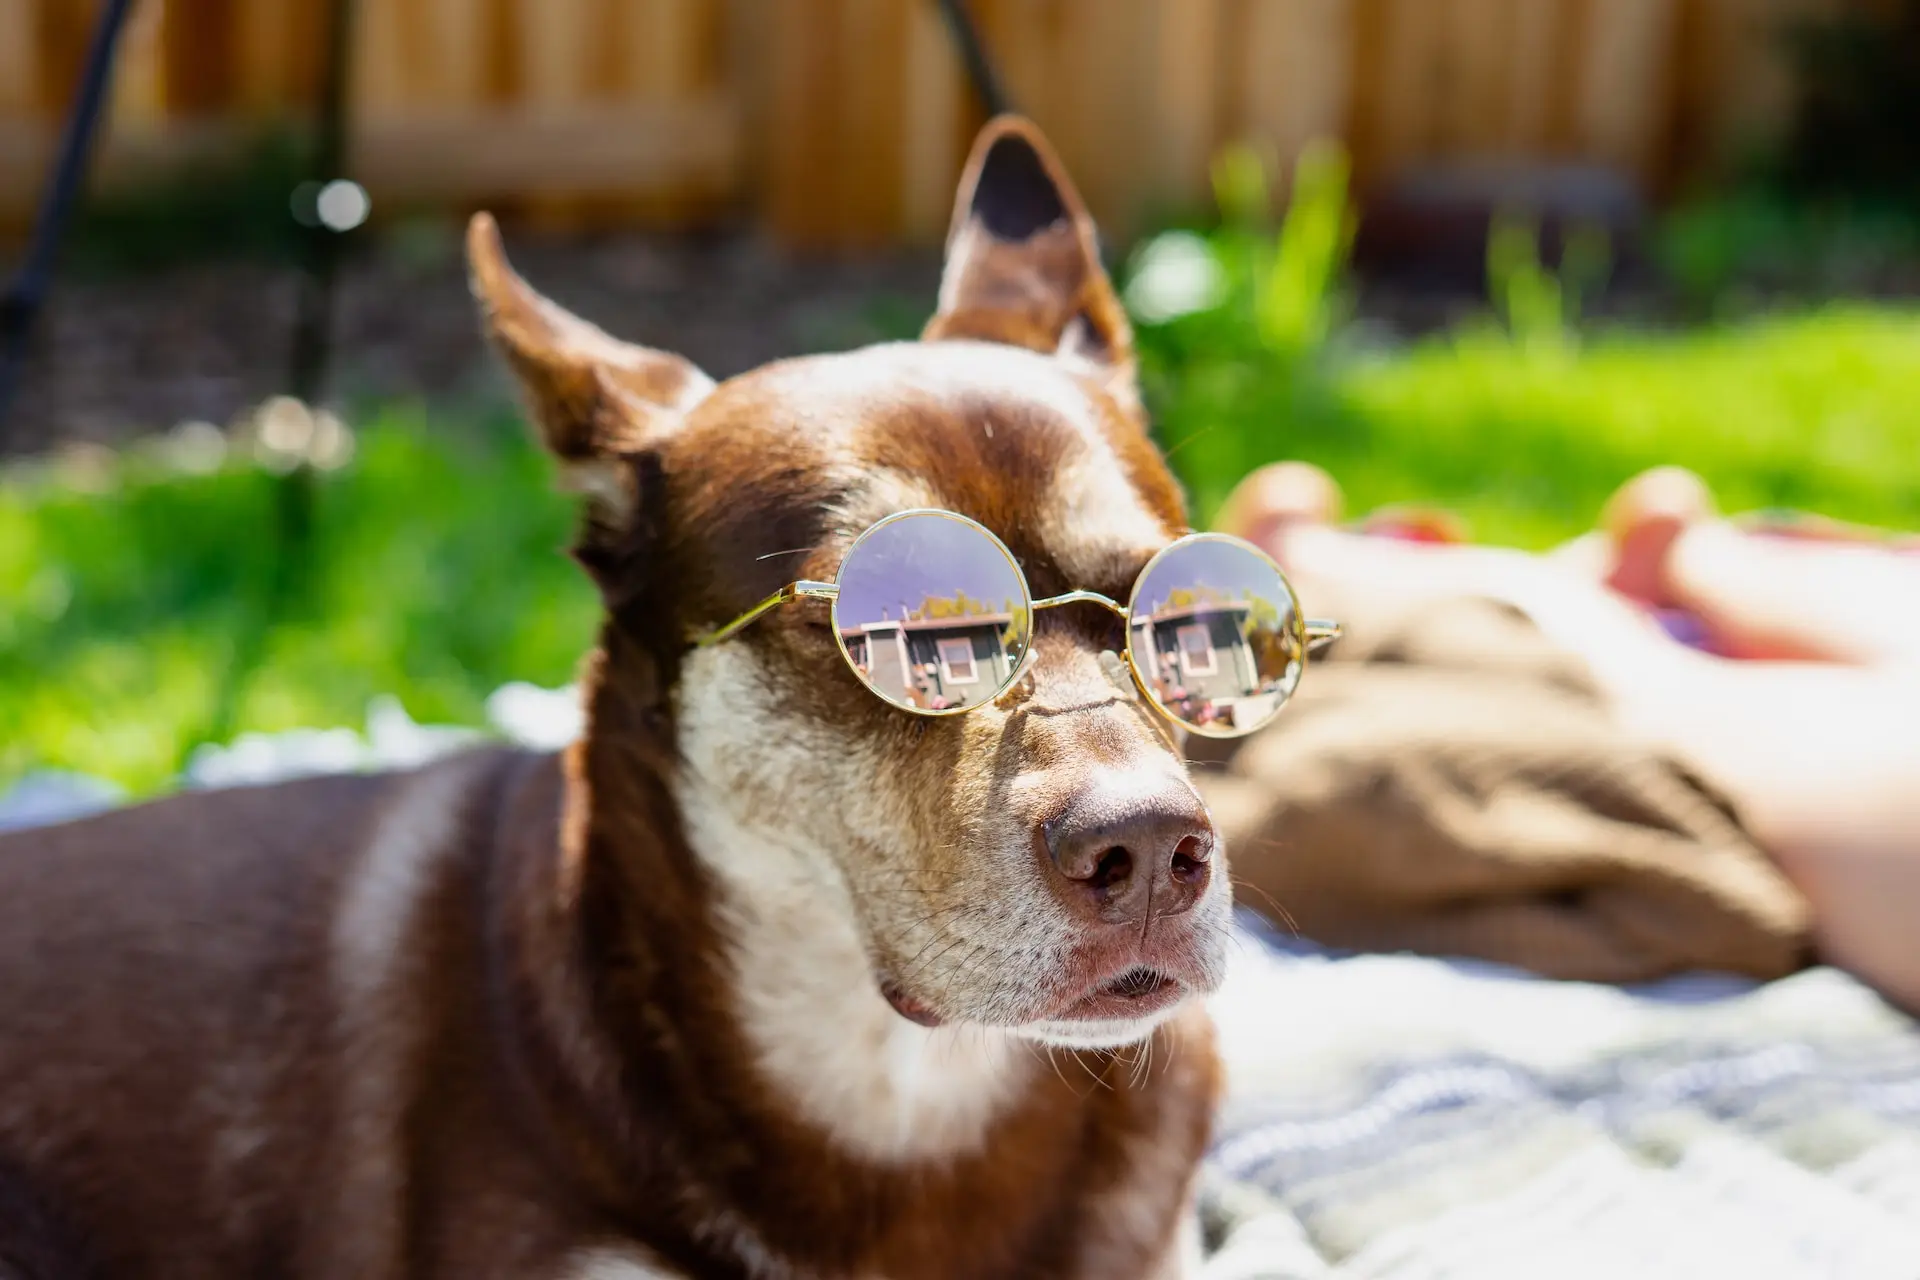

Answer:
[1,406,597,793]
[1132,148,1920,545]
[1294,307,1920,547]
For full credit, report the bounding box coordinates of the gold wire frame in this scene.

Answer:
[696,508,1343,736]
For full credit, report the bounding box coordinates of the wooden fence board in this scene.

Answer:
[1576,0,1681,175]
[160,0,234,115]
[899,0,965,240]
[1236,0,1354,175]
[0,0,1850,242]
[1504,0,1565,149]
[0,0,37,116]
[762,0,846,245]
[1363,0,1445,175]
[111,0,168,124]
[1441,0,1515,152]
[231,0,320,112]
[1149,0,1224,199]
[834,0,909,243]
[0,95,739,204]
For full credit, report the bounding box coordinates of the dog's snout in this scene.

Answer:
[1042,784,1214,923]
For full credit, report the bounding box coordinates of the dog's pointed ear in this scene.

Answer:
[924,116,1136,406]
[468,212,712,519]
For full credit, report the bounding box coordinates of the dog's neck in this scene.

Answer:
[522,649,1036,1175]
[671,773,1034,1165]
[490,667,1210,1276]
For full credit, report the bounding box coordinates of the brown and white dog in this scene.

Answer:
[0,118,1230,1279]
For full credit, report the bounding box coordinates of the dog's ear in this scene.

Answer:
[467,212,713,520]
[924,116,1136,409]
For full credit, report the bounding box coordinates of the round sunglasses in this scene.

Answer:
[698,509,1342,738]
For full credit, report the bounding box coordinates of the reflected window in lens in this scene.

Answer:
[936,637,979,684]
[1176,624,1217,675]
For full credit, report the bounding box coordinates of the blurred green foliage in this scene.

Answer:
[1654,191,1920,319]
[1130,147,1920,543]
[1486,213,1612,351]
[1,409,595,792]
[63,131,316,274]
[6,144,1920,795]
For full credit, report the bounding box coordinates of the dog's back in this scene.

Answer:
[0,751,526,1277]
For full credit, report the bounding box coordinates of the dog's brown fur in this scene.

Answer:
[0,119,1227,1279]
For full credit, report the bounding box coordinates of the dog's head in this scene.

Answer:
[471,118,1229,1051]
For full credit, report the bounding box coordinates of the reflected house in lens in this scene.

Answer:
[840,592,1026,710]
[1130,583,1299,731]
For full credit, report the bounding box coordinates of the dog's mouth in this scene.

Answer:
[881,981,945,1028]
[1103,966,1178,1000]
[881,965,1185,1030]
[1051,966,1184,1022]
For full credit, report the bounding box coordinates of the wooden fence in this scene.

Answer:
[0,0,1849,247]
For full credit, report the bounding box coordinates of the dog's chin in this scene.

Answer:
[883,955,1219,1051]
[1012,963,1204,1048]
[877,895,1232,1047]
[1015,1003,1193,1051]
[881,980,1198,1050]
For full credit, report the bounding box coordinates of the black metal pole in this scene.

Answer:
[0,0,140,432]
[190,0,357,762]
[933,0,1013,118]
[287,0,356,406]
[270,0,357,578]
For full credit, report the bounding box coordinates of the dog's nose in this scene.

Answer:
[1042,784,1215,923]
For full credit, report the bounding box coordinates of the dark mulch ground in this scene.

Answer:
[4,227,943,457]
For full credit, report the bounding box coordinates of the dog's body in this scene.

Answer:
[0,121,1229,1279]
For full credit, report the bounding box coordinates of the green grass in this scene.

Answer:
[1132,146,1920,545]
[1152,305,1920,548]
[1,407,596,793]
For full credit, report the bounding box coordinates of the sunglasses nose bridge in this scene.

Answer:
[1025,591,1163,713]
[1029,589,1128,619]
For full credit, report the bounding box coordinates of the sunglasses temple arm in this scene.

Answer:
[699,580,839,646]
[1305,619,1343,654]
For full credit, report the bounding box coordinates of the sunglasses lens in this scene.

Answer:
[832,513,1031,713]
[1128,537,1304,736]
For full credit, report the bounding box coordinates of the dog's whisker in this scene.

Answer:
[1159,421,1228,463]
[1129,1037,1155,1090]
[902,931,979,988]
[882,916,967,956]
[1070,1048,1112,1093]
[1230,876,1301,936]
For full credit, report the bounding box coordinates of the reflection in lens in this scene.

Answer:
[832,513,1031,713]
[1128,536,1302,736]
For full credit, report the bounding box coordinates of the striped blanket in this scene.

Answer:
[1201,913,1920,1280]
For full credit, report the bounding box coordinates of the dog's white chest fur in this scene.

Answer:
[558,1251,908,1280]
[558,1252,681,1279]
[674,771,1031,1164]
